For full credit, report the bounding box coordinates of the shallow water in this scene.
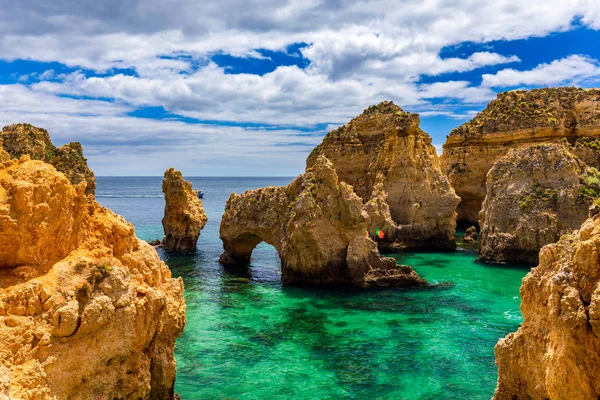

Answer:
[97,177,530,400]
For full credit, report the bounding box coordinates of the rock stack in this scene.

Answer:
[162,168,208,253]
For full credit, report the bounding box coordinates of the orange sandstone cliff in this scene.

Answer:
[0,156,186,399]
[494,210,600,399]
[162,168,208,253]
[442,87,600,223]
[307,101,460,250]
[220,156,425,287]
[0,123,96,195]
[480,144,596,265]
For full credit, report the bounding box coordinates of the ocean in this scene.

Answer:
[96,176,529,400]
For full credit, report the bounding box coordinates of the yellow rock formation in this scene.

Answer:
[308,101,460,250]
[0,156,186,399]
[443,87,600,223]
[494,210,600,399]
[162,168,208,253]
[219,156,425,287]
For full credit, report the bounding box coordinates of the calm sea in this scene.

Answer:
[96,176,529,400]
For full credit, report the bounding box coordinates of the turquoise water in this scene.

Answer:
[97,177,529,400]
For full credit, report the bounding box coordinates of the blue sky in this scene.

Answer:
[0,1,599,176]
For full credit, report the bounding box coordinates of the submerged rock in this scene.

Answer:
[463,226,477,243]
[0,123,96,195]
[442,87,600,223]
[494,212,600,399]
[219,156,425,287]
[480,144,594,265]
[0,156,185,399]
[307,101,460,250]
[162,168,208,253]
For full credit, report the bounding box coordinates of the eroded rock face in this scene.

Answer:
[219,156,425,287]
[0,156,186,400]
[162,168,208,253]
[0,124,96,195]
[443,87,600,223]
[480,144,595,265]
[307,101,460,250]
[463,226,477,243]
[494,212,600,399]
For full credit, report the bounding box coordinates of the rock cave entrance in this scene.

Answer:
[221,233,284,283]
[221,232,281,266]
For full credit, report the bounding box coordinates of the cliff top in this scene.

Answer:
[448,87,600,138]
[0,123,96,195]
[310,101,423,150]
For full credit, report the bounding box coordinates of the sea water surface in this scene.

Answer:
[97,177,530,400]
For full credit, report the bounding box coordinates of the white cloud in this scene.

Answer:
[481,55,600,87]
[1,0,600,174]
[0,84,321,176]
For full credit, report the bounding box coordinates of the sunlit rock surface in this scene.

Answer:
[494,211,600,399]
[0,123,96,195]
[0,156,185,400]
[219,156,425,287]
[162,168,208,253]
[480,144,595,265]
[442,87,600,223]
[307,101,460,250]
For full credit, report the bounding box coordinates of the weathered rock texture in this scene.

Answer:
[162,168,208,253]
[0,156,186,400]
[463,226,477,243]
[443,87,600,223]
[494,212,600,399]
[480,144,597,265]
[307,101,460,250]
[220,156,425,287]
[0,124,96,195]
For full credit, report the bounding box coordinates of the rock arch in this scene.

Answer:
[219,156,425,287]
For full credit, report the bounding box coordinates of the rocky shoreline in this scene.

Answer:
[1,87,600,398]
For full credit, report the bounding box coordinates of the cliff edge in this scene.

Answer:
[443,87,600,223]
[494,210,600,399]
[308,101,460,250]
[0,124,96,195]
[0,156,186,399]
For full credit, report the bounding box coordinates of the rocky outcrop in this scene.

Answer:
[219,156,425,287]
[0,143,9,163]
[162,168,208,253]
[0,156,186,399]
[307,101,460,250]
[494,211,600,399]
[443,87,600,223]
[463,226,477,243]
[0,124,96,195]
[480,144,596,265]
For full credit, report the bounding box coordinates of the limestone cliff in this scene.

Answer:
[219,156,425,287]
[494,211,600,399]
[443,87,600,223]
[307,101,460,250]
[0,124,96,195]
[0,143,8,163]
[162,168,208,253]
[0,156,186,400]
[480,144,596,265]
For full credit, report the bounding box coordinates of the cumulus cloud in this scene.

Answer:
[481,55,600,87]
[0,84,321,175]
[1,0,600,174]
